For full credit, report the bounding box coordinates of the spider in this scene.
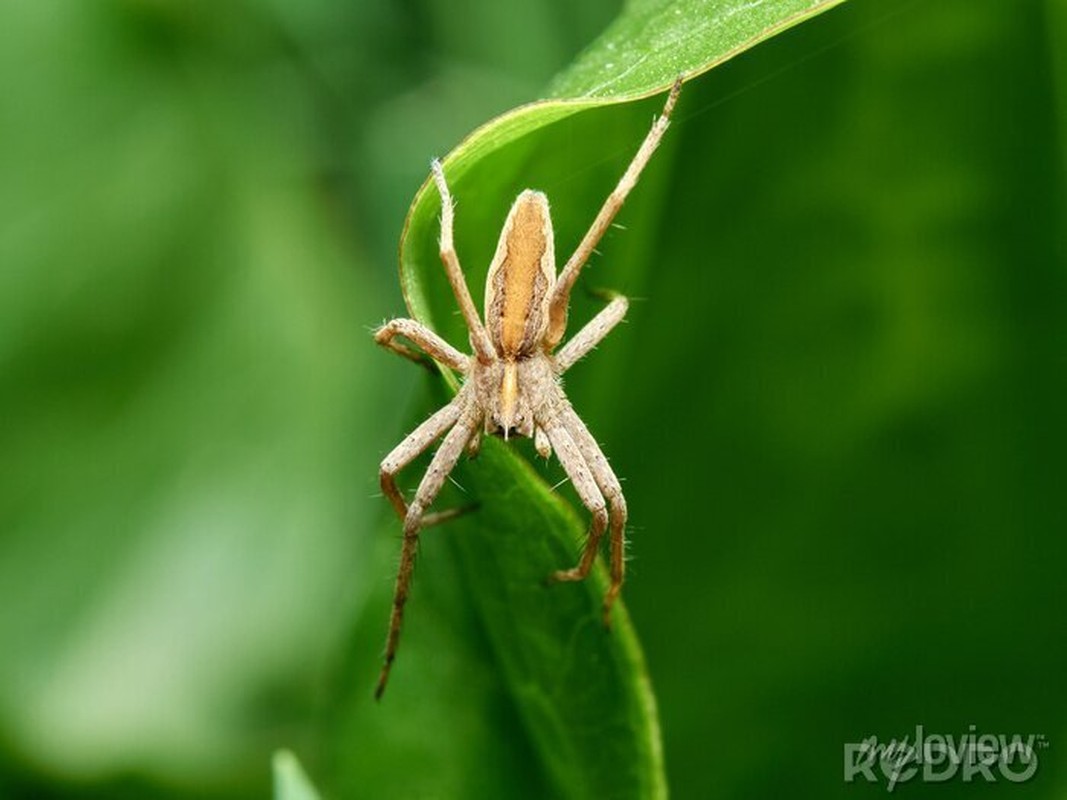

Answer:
[373,78,682,698]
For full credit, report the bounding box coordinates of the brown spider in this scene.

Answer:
[373,79,682,698]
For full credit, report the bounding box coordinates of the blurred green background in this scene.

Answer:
[1,0,1065,797]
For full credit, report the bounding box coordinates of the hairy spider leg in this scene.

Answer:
[545,78,681,349]
[377,405,481,699]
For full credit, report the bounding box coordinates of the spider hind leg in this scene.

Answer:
[376,403,480,699]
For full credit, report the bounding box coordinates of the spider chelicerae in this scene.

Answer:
[373,79,682,697]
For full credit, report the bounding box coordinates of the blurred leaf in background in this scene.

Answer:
[1,0,1066,798]
[0,1,373,792]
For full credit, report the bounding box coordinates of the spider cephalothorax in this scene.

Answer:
[373,79,681,698]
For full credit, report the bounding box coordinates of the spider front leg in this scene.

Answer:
[431,160,496,364]
[545,78,681,349]
[378,408,481,699]
[375,318,470,373]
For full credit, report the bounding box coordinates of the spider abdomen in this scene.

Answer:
[484,190,556,359]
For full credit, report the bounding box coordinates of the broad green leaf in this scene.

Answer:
[336,1,851,798]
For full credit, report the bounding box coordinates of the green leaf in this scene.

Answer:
[273,751,323,800]
[334,1,851,798]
